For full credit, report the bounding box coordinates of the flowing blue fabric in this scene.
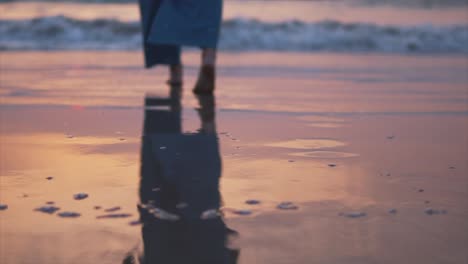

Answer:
[139,0,223,68]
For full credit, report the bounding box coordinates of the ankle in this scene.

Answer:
[202,48,216,66]
[169,64,182,81]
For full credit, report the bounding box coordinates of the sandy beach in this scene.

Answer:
[0,51,467,263]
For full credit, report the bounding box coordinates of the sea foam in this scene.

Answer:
[1,16,467,54]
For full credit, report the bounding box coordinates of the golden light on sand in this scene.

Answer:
[265,139,347,150]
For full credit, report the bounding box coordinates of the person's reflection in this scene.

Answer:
[126,86,239,264]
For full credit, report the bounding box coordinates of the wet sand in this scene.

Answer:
[0,51,467,263]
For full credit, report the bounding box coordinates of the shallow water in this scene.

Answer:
[0,51,467,263]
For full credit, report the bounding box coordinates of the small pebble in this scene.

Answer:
[387,135,395,140]
[388,209,397,214]
[448,166,455,169]
[425,208,447,215]
[425,200,430,204]
[233,209,252,216]
[128,220,141,226]
[343,212,367,218]
[328,164,337,168]
[245,199,261,205]
[151,187,161,192]
[288,160,295,163]
[200,209,220,220]
[119,138,126,141]
[425,208,434,215]
[152,209,179,221]
[104,206,121,212]
[66,134,74,139]
[0,204,8,210]
[46,176,53,180]
[22,194,29,198]
[96,213,132,219]
[418,189,424,192]
[277,202,298,210]
[94,206,102,210]
[46,201,55,205]
[57,211,81,218]
[159,146,167,150]
[73,193,88,200]
[35,206,60,214]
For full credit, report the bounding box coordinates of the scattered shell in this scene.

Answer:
[35,206,60,214]
[233,209,252,216]
[342,212,367,218]
[128,220,141,226]
[97,213,132,219]
[73,193,88,200]
[151,208,179,221]
[57,211,81,218]
[388,209,397,214]
[104,206,121,212]
[424,208,447,215]
[66,134,74,139]
[328,164,337,168]
[46,176,53,180]
[245,199,261,205]
[200,209,221,219]
[159,146,167,150]
[277,202,298,210]
[151,187,161,192]
[0,204,8,210]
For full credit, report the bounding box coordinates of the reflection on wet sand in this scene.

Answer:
[124,87,239,263]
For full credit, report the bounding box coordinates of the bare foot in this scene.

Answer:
[193,65,215,95]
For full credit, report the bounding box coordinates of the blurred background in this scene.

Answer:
[1,0,467,53]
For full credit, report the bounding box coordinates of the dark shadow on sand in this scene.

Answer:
[123,86,239,264]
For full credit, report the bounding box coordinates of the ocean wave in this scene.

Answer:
[1,16,467,53]
[1,0,467,8]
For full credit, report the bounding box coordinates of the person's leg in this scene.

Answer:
[201,48,217,66]
[193,48,217,94]
[168,64,183,85]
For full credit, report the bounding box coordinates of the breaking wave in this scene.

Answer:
[2,0,468,8]
[1,16,467,53]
